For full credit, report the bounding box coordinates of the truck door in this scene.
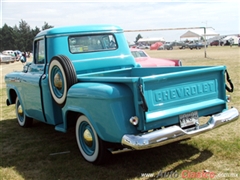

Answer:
[23,37,63,125]
[22,38,46,122]
[37,37,63,125]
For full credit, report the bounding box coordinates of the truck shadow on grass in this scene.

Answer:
[1,118,213,180]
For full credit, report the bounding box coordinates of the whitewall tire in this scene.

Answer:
[48,55,77,107]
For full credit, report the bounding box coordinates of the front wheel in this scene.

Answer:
[15,97,33,127]
[75,115,110,164]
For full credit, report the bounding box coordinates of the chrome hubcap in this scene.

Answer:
[18,105,23,116]
[54,73,62,90]
[83,129,93,147]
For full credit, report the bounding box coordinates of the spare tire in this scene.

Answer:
[48,55,77,107]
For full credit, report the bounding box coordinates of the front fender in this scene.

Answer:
[63,82,139,143]
[5,83,20,105]
[5,72,25,105]
[5,84,34,119]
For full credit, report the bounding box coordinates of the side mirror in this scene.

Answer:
[23,63,32,73]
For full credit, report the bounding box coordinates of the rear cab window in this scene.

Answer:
[69,34,117,53]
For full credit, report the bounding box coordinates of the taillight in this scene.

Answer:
[129,116,139,126]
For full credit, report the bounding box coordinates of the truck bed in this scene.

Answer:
[77,66,227,131]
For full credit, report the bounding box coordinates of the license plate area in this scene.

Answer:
[179,111,199,128]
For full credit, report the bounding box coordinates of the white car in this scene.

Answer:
[137,44,150,49]
[2,50,15,56]
[0,52,15,63]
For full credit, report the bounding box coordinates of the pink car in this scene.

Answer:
[130,48,182,67]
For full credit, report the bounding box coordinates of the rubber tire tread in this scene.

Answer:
[56,55,77,88]
[49,55,77,107]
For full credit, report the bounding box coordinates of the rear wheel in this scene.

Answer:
[75,115,110,165]
[15,97,33,127]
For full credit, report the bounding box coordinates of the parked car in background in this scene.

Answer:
[2,50,16,61]
[2,50,15,56]
[0,52,15,63]
[172,41,187,50]
[150,42,163,50]
[129,44,137,48]
[158,41,188,50]
[179,42,189,49]
[188,42,207,50]
[210,40,223,46]
[137,44,150,49]
[157,44,164,50]
[162,42,174,50]
[130,48,182,67]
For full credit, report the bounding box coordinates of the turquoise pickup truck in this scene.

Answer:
[5,24,239,164]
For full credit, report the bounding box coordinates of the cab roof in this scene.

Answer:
[35,24,123,38]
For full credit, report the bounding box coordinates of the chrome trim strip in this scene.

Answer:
[121,108,239,150]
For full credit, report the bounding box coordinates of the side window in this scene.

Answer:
[34,39,45,64]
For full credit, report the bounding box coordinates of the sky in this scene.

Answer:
[1,0,239,43]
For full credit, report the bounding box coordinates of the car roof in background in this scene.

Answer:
[130,48,144,51]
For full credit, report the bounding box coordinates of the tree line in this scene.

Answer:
[0,19,54,52]
[0,20,145,52]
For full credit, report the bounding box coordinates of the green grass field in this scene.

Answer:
[0,46,239,180]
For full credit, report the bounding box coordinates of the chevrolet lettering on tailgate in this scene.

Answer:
[155,80,216,102]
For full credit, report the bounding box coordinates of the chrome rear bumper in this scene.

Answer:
[121,108,239,150]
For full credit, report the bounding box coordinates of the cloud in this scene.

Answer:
[1,1,239,42]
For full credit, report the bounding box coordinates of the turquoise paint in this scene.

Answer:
[5,24,231,144]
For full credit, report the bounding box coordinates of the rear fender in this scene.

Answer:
[63,82,139,143]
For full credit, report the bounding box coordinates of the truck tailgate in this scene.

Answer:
[140,66,227,130]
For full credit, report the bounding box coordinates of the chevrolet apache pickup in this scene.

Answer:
[5,24,239,164]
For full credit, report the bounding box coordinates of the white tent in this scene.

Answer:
[180,29,219,58]
[222,35,239,45]
[138,37,165,43]
[180,29,219,38]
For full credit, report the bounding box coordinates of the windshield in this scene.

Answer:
[131,50,148,58]
[69,34,117,53]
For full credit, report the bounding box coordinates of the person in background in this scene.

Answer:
[14,51,17,59]
[16,51,22,61]
[20,52,27,64]
[230,39,233,47]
